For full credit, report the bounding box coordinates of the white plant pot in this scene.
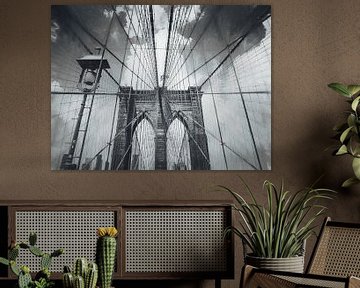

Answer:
[245,254,305,273]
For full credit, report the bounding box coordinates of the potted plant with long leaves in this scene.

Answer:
[328,83,360,187]
[220,178,334,273]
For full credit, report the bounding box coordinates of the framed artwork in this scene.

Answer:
[51,5,271,171]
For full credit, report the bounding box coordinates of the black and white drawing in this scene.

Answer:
[51,5,271,170]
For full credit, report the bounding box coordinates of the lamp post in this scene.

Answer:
[60,49,110,170]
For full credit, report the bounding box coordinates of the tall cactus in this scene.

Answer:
[96,227,118,288]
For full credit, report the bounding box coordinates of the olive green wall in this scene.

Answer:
[0,0,359,287]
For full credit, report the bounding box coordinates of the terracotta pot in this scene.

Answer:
[245,254,305,273]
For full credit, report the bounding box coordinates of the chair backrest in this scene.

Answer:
[307,217,360,277]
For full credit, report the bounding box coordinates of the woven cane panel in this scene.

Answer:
[125,210,227,273]
[310,226,360,277]
[15,211,115,272]
[277,275,345,288]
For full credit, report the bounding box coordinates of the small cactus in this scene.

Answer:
[19,243,30,249]
[9,246,19,260]
[35,268,51,281]
[96,227,118,288]
[29,245,44,257]
[63,272,74,288]
[64,265,72,273]
[0,233,63,288]
[74,275,85,288]
[62,259,98,288]
[29,232,37,246]
[74,258,88,280]
[85,262,98,288]
[41,253,52,270]
[51,248,64,257]
[18,269,32,288]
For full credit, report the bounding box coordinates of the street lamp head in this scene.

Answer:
[76,54,110,92]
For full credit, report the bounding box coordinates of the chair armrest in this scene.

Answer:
[241,265,349,288]
[349,276,360,288]
[240,265,295,288]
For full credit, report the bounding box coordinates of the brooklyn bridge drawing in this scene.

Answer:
[51,5,271,170]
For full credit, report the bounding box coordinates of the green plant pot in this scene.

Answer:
[245,254,304,273]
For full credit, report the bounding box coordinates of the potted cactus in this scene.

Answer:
[0,232,63,288]
[96,227,118,288]
[62,258,98,288]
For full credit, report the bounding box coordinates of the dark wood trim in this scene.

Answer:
[253,267,347,283]
[7,207,16,280]
[326,220,360,229]
[1,202,234,281]
[119,272,232,280]
[114,206,122,278]
[0,200,232,207]
[306,216,331,273]
[0,206,8,278]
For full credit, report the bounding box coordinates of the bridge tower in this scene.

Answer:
[111,87,210,170]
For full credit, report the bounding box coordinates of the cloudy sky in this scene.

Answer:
[51,5,271,170]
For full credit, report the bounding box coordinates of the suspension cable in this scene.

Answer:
[149,5,159,87]
[162,5,174,87]
[81,111,145,169]
[178,111,259,170]
[64,7,153,89]
[199,12,271,89]
[111,5,156,88]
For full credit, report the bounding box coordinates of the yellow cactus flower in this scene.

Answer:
[96,227,118,238]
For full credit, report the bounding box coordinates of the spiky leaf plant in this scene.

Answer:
[221,178,335,258]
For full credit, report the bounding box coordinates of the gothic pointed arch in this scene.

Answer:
[166,113,191,170]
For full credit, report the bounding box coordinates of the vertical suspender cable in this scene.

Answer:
[149,5,159,87]
[202,54,228,170]
[162,5,174,88]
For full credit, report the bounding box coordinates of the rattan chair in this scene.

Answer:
[241,217,360,288]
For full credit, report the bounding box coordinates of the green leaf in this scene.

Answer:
[342,177,360,188]
[0,257,9,266]
[340,126,353,143]
[10,261,20,276]
[349,135,360,156]
[347,114,356,128]
[336,144,348,155]
[351,96,360,111]
[333,122,348,132]
[347,85,360,97]
[352,157,360,179]
[328,83,351,97]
